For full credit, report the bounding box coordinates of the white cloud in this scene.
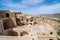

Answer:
[0,0,60,15]
[1,0,44,5]
[0,0,28,9]
[21,0,44,5]
[22,3,60,15]
[1,0,44,10]
[38,3,60,14]
[3,3,27,9]
[0,0,44,9]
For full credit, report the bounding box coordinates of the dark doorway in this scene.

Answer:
[6,13,9,17]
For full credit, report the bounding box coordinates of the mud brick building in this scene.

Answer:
[0,10,58,40]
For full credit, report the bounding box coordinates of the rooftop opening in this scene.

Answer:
[30,19,33,22]
[32,38,34,40]
[26,19,28,22]
[20,31,28,36]
[29,23,32,25]
[49,39,54,40]
[43,33,45,35]
[50,32,53,34]
[33,22,37,25]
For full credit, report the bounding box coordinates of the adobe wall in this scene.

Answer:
[9,12,17,26]
[0,17,17,35]
[0,19,4,35]
[2,18,16,30]
[0,11,17,26]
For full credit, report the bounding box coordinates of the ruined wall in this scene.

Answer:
[0,10,17,35]
[15,13,25,26]
[0,10,11,18]
[9,12,17,26]
[0,19,4,34]
[2,18,16,30]
[0,10,17,26]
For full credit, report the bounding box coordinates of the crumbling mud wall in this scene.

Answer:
[4,28,18,36]
[0,10,17,26]
[3,18,16,30]
[0,18,17,35]
[0,19,4,35]
[16,18,25,26]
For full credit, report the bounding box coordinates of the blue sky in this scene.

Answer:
[0,0,60,15]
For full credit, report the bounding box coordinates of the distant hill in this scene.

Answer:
[39,13,60,18]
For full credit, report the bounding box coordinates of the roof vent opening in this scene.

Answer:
[50,32,53,35]
[49,39,54,40]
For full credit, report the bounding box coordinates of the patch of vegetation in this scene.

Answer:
[51,18,60,23]
[57,31,60,36]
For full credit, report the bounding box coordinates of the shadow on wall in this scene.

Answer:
[3,18,16,30]
[4,28,18,36]
[16,18,25,26]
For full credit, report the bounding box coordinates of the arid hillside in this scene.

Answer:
[39,13,60,18]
